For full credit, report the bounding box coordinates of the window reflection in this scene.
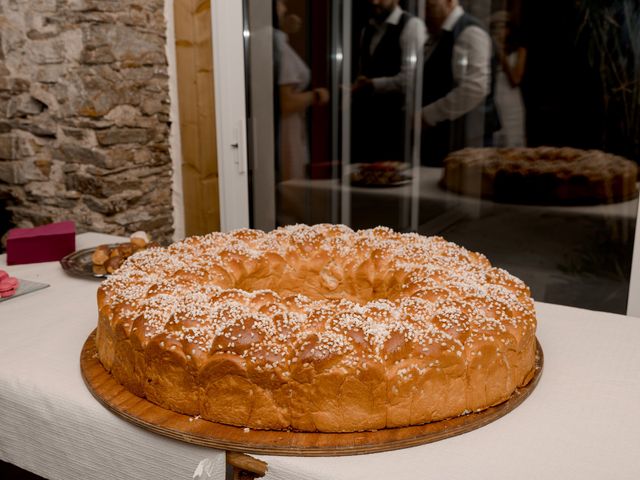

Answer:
[248,0,640,314]
[351,0,425,165]
[421,0,499,166]
[274,0,330,181]
[490,9,526,147]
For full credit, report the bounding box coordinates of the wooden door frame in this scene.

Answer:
[170,0,249,237]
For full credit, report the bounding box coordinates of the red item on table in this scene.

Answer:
[0,269,19,297]
[6,221,76,265]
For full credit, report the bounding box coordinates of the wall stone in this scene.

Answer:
[0,0,173,244]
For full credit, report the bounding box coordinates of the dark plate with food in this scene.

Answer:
[60,234,157,279]
[350,162,412,188]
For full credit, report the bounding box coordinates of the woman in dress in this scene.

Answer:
[275,0,329,180]
[490,10,527,147]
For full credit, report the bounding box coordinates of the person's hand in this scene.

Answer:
[281,13,302,35]
[312,87,330,106]
[351,76,374,96]
[417,107,434,129]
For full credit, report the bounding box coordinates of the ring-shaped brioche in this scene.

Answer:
[442,146,639,205]
[96,224,537,432]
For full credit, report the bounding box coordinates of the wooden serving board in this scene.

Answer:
[80,330,543,456]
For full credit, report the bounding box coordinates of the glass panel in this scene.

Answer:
[244,0,639,314]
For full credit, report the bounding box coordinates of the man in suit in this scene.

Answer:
[351,0,426,164]
[420,0,500,166]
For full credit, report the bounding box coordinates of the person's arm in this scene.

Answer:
[371,17,427,94]
[280,85,329,115]
[509,46,527,87]
[422,26,491,126]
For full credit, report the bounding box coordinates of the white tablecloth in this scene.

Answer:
[1,233,640,479]
[259,301,640,479]
[0,233,225,480]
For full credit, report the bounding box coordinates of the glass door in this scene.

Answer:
[247,0,427,233]
[233,0,640,314]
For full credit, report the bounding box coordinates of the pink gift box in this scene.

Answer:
[6,221,76,265]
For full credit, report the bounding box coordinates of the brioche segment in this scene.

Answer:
[96,224,537,432]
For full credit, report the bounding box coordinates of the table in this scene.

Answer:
[2,233,640,479]
[279,167,640,225]
[0,233,225,480]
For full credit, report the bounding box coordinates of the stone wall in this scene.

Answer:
[0,0,174,244]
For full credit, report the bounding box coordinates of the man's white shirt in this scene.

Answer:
[421,5,492,126]
[364,5,428,95]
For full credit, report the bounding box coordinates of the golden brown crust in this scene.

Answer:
[441,147,639,205]
[96,224,537,432]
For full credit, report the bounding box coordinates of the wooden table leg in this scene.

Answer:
[226,451,268,479]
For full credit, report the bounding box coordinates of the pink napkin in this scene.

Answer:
[6,221,76,265]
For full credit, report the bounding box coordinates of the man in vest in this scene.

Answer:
[351,0,426,164]
[420,0,500,166]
